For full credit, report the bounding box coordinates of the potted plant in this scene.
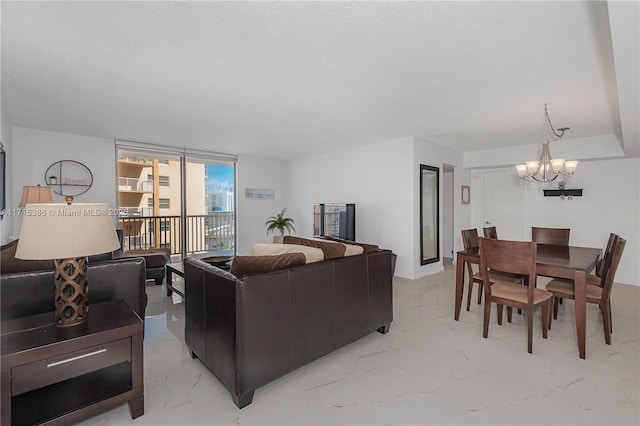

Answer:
[265,208,296,243]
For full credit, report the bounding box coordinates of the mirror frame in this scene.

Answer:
[0,145,5,215]
[420,164,440,265]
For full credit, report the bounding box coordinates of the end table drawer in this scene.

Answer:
[11,337,131,396]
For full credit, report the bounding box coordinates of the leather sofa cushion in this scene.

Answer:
[252,243,324,263]
[322,236,379,253]
[1,240,53,274]
[310,237,363,256]
[230,253,306,278]
[283,236,346,260]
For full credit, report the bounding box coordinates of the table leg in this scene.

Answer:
[455,254,465,320]
[574,270,587,359]
[166,269,174,297]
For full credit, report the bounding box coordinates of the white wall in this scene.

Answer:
[470,158,639,285]
[443,170,454,259]
[283,137,415,277]
[413,138,464,278]
[1,108,14,243]
[453,166,472,258]
[11,127,117,236]
[8,127,288,256]
[236,156,284,254]
[282,137,464,280]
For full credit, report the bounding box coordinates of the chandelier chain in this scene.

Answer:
[543,103,567,139]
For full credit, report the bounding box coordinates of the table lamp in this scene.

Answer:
[18,185,54,207]
[15,203,121,327]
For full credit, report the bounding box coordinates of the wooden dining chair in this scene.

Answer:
[479,237,553,353]
[594,233,619,282]
[461,229,484,311]
[532,227,571,302]
[550,234,619,315]
[531,226,570,246]
[483,226,497,239]
[461,229,523,312]
[545,237,626,345]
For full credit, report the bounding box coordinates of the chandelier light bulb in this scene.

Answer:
[550,158,565,173]
[564,160,579,175]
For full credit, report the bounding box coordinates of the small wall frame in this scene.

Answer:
[461,185,470,204]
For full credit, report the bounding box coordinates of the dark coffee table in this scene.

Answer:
[166,262,184,297]
[165,257,233,297]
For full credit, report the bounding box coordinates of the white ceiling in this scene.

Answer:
[1,1,638,161]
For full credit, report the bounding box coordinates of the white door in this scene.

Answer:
[482,170,526,240]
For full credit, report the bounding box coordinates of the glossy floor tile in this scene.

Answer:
[79,263,639,425]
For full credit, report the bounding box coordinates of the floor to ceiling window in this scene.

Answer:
[115,141,236,260]
[185,156,235,257]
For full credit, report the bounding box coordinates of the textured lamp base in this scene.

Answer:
[54,257,89,327]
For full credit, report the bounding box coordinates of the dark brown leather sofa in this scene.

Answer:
[184,249,394,408]
[1,258,147,331]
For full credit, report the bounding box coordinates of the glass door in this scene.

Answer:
[117,149,183,256]
[116,143,236,261]
[184,157,235,257]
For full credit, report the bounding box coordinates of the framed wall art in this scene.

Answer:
[461,185,470,205]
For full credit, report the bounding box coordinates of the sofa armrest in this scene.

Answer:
[1,257,146,328]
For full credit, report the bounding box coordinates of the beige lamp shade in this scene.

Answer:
[18,185,54,207]
[16,203,120,260]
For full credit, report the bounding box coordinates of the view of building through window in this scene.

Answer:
[116,149,235,258]
[205,164,234,212]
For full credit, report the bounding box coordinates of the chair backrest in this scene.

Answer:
[483,226,497,239]
[461,229,479,250]
[600,237,626,300]
[479,237,537,301]
[532,227,570,246]
[597,233,619,279]
[461,229,480,276]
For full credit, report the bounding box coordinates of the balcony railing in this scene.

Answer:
[118,212,235,256]
[119,207,153,217]
[118,177,153,192]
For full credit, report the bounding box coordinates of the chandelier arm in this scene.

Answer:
[529,174,559,183]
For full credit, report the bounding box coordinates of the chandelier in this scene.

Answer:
[515,104,578,182]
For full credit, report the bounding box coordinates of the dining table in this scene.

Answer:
[454,243,602,359]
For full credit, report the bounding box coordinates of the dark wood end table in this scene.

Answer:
[1,299,144,425]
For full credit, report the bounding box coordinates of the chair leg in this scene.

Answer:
[477,283,483,305]
[601,301,612,345]
[496,304,503,325]
[466,280,473,311]
[527,307,534,353]
[541,301,549,338]
[507,307,513,323]
[553,296,559,320]
[609,300,613,334]
[482,299,491,338]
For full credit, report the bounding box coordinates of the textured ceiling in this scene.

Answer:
[1,1,638,160]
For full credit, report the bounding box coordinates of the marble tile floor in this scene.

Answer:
[79,263,639,425]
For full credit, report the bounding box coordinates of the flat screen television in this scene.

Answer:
[313,203,356,241]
